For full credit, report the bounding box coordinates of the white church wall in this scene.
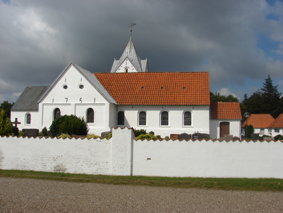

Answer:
[133,139,283,178]
[38,65,111,133]
[117,105,210,137]
[11,111,40,131]
[1,127,283,178]
[210,120,241,139]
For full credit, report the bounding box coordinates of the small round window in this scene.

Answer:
[63,85,68,89]
[79,84,84,89]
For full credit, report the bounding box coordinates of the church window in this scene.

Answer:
[79,84,84,89]
[87,108,94,123]
[118,111,124,125]
[139,111,146,125]
[184,111,192,126]
[54,108,61,120]
[63,85,68,89]
[26,113,31,124]
[161,111,168,125]
[275,128,279,133]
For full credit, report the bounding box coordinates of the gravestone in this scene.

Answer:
[11,118,21,128]
[178,133,191,140]
[170,134,178,140]
[251,134,263,141]
[149,131,155,135]
[101,131,111,138]
[223,134,233,140]
[22,129,39,137]
[198,133,210,140]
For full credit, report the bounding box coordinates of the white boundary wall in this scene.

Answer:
[1,127,283,178]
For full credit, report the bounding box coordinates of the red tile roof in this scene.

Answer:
[210,102,242,120]
[269,113,283,128]
[242,114,275,128]
[95,72,210,105]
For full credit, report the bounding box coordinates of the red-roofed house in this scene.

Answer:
[210,102,242,138]
[242,114,283,137]
[11,37,242,138]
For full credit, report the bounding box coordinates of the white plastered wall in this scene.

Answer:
[115,59,138,73]
[117,105,210,137]
[10,111,40,131]
[39,65,111,134]
[210,119,242,139]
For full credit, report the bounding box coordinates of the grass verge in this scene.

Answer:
[0,169,283,192]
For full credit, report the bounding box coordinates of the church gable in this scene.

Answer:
[38,63,116,104]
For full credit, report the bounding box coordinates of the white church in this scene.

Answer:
[11,37,242,139]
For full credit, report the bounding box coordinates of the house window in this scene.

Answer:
[161,111,168,126]
[184,111,191,126]
[118,111,124,125]
[139,111,146,125]
[275,129,279,133]
[260,128,264,135]
[54,108,61,120]
[87,108,94,123]
[26,113,31,124]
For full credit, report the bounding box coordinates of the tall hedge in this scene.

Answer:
[49,115,88,136]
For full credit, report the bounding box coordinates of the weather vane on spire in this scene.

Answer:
[129,21,136,37]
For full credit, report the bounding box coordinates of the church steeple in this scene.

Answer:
[110,37,148,73]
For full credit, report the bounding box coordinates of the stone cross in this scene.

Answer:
[11,118,21,128]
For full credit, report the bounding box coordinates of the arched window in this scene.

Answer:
[184,111,191,126]
[87,108,94,123]
[139,111,146,125]
[118,111,124,125]
[54,108,61,120]
[26,113,31,124]
[161,111,168,125]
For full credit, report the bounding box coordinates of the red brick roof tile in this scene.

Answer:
[242,114,275,128]
[210,102,242,120]
[94,72,210,106]
[269,113,283,128]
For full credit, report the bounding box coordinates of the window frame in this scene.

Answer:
[26,113,31,125]
[118,111,125,125]
[139,111,146,126]
[160,111,169,126]
[86,108,94,123]
[183,111,192,126]
[54,108,61,121]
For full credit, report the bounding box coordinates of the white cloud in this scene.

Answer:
[217,88,239,100]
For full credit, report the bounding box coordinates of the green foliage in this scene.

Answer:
[274,135,283,141]
[243,124,254,139]
[134,129,147,137]
[0,109,12,136]
[57,133,71,139]
[156,135,161,139]
[39,127,48,136]
[11,126,19,136]
[136,134,157,140]
[241,75,283,119]
[49,115,88,136]
[210,92,239,102]
[106,132,112,139]
[165,136,169,140]
[87,134,100,139]
[18,131,25,137]
[0,101,14,119]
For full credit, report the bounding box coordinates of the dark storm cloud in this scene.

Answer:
[0,0,282,102]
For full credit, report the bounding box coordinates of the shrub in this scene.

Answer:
[57,133,71,139]
[49,115,88,136]
[11,126,19,136]
[0,110,12,136]
[274,135,283,141]
[165,136,169,140]
[106,133,112,139]
[156,135,161,139]
[134,129,146,137]
[18,131,25,137]
[39,127,48,136]
[87,134,100,139]
[136,134,156,140]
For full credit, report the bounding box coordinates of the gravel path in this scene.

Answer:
[0,177,283,212]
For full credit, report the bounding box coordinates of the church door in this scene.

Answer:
[220,122,229,138]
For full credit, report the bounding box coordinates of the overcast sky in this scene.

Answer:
[0,0,283,103]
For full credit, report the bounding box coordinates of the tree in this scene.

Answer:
[49,115,88,136]
[0,101,14,119]
[210,92,239,102]
[0,109,12,136]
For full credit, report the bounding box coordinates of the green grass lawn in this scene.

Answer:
[0,169,282,192]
